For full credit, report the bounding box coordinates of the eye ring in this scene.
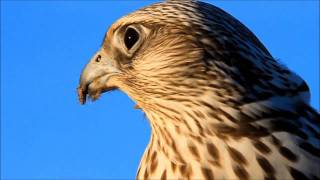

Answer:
[95,55,101,62]
[124,27,139,50]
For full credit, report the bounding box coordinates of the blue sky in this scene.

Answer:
[1,1,319,179]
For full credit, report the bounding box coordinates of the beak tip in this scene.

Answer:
[77,86,87,105]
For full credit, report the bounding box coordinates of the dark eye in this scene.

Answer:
[124,27,139,50]
[95,55,101,62]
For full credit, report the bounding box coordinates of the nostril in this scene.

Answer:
[95,55,101,62]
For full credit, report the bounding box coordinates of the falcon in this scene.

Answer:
[77,1,320,179]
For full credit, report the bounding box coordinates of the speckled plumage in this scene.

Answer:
[78,1,320,179]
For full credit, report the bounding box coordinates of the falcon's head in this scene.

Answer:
[78,0,309,122]
[78,2,320,179]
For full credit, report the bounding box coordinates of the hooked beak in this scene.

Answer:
[77,50,120,104]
